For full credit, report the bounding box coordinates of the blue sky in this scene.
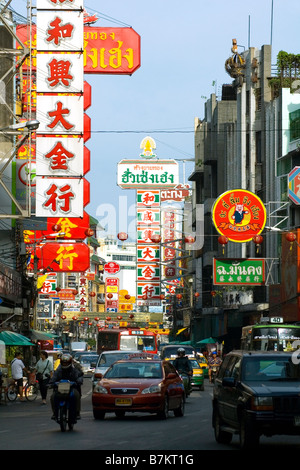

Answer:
[10,0,300,239]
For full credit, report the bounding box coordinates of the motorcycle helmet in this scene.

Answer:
[60,353,72,369]
[177,347,185,356]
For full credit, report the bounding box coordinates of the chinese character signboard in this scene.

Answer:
[105,277,119,312]
[212,189,267,243]
[35,1,88,220]
[213,258,265,285]
[36,242,90,272]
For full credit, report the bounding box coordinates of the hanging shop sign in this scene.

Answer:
[36,242,90,272]
[36,10,84,51]
[137,245,160,263]
[137,227,161,244]
[84,27,140,74]
[212,189,267,243]
[117,160,179,189]
[36,298,53,320]
[36,95,84,134]
[137,282,161,301]
[36,137,90,177]
[104,262,120,274]
[36,53,83,93]
[136,190,160,207]
[136,208,160,226]
[137,264,160,281]
[160,184,191,202]
[23,211,91,242]
[35,177,89,218]
[288,166,300,205]
[105,277,119,312]
[213,258,265,285]
[36,0,84,10]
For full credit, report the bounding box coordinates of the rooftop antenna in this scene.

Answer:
[270,0,274,46]
[248,15,250,48]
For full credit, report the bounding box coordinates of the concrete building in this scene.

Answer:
[188,43,294,350]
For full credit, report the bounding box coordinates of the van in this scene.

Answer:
[71,341,88,353]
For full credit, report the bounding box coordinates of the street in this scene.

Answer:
[1,378,300,454]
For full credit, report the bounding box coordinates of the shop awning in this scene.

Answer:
[196,337,218,345]
[29,330,58,341]
[0,331,34,346]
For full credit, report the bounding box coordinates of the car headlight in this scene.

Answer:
[251,396,273,411]
[94,384,108,394]
[141,383,162,394]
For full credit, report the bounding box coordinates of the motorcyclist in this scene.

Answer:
[49,353,83,420]
[208,350,222,383]
[173,348,193,389]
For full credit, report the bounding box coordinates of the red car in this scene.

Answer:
[92,353,185,419]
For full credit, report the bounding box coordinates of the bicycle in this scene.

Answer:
[6,380,19,402]
[6,373,39,402]
[24,375,39,401]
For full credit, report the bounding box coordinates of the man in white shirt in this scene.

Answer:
[11,352,28,401]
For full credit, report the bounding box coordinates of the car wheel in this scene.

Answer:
[199,383,204,391]
[93,409,105,420]
[173,396,185,417]
[213,407,232,445]
[157,396,169,419]
[239,415,259,449]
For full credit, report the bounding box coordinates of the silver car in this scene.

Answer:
[78,353,99,377]
[92,350,139,387]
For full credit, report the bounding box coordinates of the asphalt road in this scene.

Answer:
[1,377,300,457]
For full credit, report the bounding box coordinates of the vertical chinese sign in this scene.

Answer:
[35,0,89,219]
[33,0,91,318]
[136,189,161,307]
[117,138,179,308]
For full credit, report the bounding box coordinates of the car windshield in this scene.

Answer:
[105,361,163,379]
[189,359,200,368]
[242,357,300,381]
[98,353,133,367]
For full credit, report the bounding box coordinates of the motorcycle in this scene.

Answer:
[178,370,193,397]
[52,380,77,432]
[210,366,220,384]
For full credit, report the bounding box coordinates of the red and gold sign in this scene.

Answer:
[36,242,90,272]
[24,211,91,242]
[212,189,266,243]
[84,27,141,74]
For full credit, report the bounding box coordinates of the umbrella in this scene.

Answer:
[29,329,58,341]
[196,337,218,345]
[0,331,34,346]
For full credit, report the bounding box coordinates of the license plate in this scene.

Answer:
[294,416,300,426]
[115,398,132,406]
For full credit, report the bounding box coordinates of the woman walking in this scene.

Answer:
[35,351,53,405]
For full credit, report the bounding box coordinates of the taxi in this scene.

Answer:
[92,353,185,420]
[189,357,205,391]
[197,354,209,378]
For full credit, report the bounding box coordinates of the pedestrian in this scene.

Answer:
[34,351,53,405]
[11,351,29,401]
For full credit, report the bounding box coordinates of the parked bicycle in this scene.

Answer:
[6,372,39,402]
[24,374,39,401]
